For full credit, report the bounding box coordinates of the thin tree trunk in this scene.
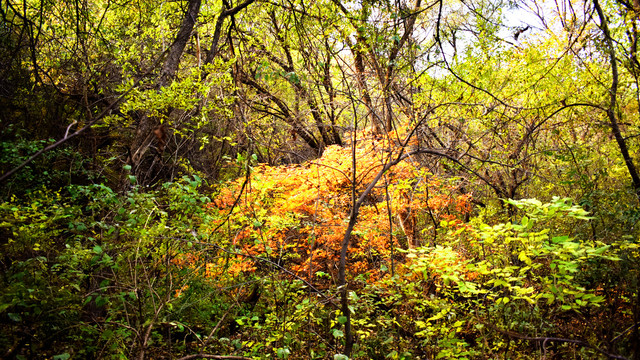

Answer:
[594,0,640,201]
[594,2,640,359]
[353,37,381,133]
[331,0,381,133]
[381,0,421,132]
[204,0,256,65]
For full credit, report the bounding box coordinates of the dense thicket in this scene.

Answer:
[2,0,640,359]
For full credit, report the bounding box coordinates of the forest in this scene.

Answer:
[1,0,640,358]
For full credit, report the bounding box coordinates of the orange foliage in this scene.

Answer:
[204,130,473,285]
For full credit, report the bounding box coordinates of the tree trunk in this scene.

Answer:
[594,0,640,200]
[594,2,640,358]
[126,0,202,187]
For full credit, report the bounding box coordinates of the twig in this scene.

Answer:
[201,304,236,350]
[64,120,78,138]
[611,322,640,343]
[208,162,251,235]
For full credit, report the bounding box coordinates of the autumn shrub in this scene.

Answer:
[205,131,473,286]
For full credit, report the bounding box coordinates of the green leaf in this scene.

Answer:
[95,295,108,307]
[8,313,21,322]
[53,353,70,360]
[276,348,291,359]
[552,236,569,244]
[545,293,555,304]
[518,250,532,265]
